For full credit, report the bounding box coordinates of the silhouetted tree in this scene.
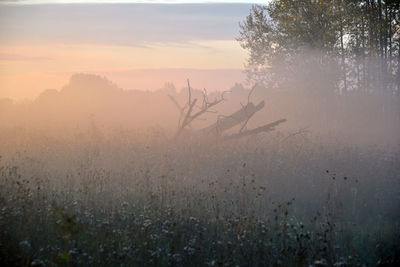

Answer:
[238,0,400,96]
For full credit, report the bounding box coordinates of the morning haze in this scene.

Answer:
[0,1,399,266]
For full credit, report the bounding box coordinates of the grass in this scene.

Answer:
[0,129,399,266]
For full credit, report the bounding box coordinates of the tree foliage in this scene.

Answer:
[238,0,400,95]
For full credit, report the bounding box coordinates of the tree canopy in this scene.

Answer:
[238,0,400,96]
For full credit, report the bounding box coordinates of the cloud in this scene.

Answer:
[0,53,53,61]
[0,4,253,46]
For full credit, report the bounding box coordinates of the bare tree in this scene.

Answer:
[169,79,228,139]
[169,80,286,141]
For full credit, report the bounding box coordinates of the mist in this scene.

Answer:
[0,1,399,266]
[1,66,398,146]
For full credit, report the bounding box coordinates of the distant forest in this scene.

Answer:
[0,73,398,146]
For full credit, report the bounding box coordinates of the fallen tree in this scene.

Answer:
[169,80,286,141]
[197,101,265,136]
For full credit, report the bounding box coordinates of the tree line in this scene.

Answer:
[238,0,400,96]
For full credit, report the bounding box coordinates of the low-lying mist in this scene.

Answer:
[1,70,399,147]
[0,62,399,266]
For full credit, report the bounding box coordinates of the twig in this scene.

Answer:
[187,79,191,106]
[247,83,258,104]
[279,126,310,143]
[168,94,182,111]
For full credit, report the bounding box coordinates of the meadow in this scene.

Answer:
[0,127,399,266]
[1,0,399,265]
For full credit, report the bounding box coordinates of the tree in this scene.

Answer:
[238,0,400,96]
[169,81,286,141]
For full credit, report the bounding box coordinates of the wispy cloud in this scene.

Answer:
[0,1,267,4]
[0,4,253,46]
[0,53,53,61]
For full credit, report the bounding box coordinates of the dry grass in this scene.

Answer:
[0,128,399,266]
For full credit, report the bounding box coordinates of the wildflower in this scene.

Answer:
[30,259,45,266]
[314,259,328,266]
[19,240,31,249]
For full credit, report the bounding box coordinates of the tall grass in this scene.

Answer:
[0,128,399,266]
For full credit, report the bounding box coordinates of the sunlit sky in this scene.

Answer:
[1,1,267,4]
[0,1,269,100]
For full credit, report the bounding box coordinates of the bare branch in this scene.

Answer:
[188,98,224,124]
[202,88,208,109]
[174,98,198,139]
[174,80,228,139]
[238,83,259,133]
[198,101,265,135]
[172,81,285,141]
[168,94,182,111]
[224,119,287,140]
[177,106,187,129]
[187,79,192,106]
[181,99,198,128]
[279,126,310,143]
[239,114,252,133]
[247,83,257,104]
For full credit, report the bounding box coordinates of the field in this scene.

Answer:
[1,0,400,266]
[0,128,399,266]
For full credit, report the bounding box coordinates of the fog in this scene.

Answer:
[1,66,399,267]
[1,2,399,266]
[1,66,399,147]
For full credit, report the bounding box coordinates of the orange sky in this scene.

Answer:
[0,41,247,100]
[0,3,253,100]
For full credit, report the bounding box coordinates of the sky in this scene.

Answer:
[0,1,270,100]
[0,1,267,3]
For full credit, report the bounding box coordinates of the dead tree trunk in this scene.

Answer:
[224,119,286,140]
[196,101,265,136]
[169,80,286,141]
